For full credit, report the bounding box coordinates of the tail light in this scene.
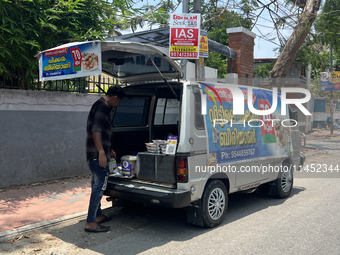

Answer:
[177,157,188,183]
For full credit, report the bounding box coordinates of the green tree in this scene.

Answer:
[201,7,252,78]
[0,0,132,88]
[269,0,322,85]
[253,62,275,78]
[315,0,340,52]
[307,0,340,100]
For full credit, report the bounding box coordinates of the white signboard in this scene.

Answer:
[169,13,201,59]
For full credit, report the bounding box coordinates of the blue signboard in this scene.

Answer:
[321,71,340,91]
[39,41,101,81]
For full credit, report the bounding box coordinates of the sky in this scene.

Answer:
[250,9,294,59]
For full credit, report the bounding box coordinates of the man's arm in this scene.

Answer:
[93,131,107,168]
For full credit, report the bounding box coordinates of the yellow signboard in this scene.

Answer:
[199,30,208,58]
[170,46,198,53]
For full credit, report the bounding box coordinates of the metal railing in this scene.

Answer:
[0,75,117,94]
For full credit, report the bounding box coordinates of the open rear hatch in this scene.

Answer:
[101,41,183,84]
[101,42,184,192]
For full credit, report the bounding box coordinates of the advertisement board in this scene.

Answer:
[39,41,102,81]
[321,71,340,91]
[199,30,208,58]
[199,83,292,166]
[169,13,200,59]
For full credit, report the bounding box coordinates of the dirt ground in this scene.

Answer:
[0,204,172,255]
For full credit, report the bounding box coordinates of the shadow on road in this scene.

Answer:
[305,139,340,151]
[41,186,306,254]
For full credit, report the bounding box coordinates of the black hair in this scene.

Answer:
[106,85,126,99]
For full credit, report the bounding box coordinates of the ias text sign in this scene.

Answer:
[169,14,200,59]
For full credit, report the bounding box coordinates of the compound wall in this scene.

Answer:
[0,89,101,188]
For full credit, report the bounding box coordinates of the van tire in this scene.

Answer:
[202,180,228,228]
[274,163,293,198]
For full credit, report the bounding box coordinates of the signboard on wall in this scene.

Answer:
[169,13,201,59]
[39,41,102,81]
[321,71,340,91]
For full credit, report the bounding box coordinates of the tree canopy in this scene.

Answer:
[0,0,335,88]
[0,0,133,86]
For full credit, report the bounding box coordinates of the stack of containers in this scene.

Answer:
[145,140,168,154]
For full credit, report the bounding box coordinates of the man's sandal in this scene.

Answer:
[84,225,110,233]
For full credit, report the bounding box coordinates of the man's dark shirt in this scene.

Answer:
[86,97,112,162]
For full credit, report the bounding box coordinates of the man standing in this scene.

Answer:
[84,85,125,233]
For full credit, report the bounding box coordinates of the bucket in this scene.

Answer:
[121,155,137,177]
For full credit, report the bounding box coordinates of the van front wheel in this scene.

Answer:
[202,180,228,228]
[275,163,293,198]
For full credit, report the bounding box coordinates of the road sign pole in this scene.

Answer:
[330,45,334,134]
[180,0,188,80]
[194,0,205,81]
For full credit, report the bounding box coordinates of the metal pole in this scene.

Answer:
[330,45,334,134]
[180,0,189,80]
[194,0,205,81]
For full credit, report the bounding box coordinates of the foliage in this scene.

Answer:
[202,9,252,45]
[201,7,252,78]
[205,52,228,78]
[315,0,340,52]
[253,62,275,78]
[306,0,340,98]
[0,0,132,87]
[128,0,178,30]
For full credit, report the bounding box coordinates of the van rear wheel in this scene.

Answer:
[275,163,293,198]
[202,180,228,228]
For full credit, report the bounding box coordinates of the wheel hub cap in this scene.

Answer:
[208,188,225,220]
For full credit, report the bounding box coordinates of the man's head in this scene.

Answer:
[105,85,126,108]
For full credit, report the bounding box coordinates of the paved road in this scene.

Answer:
[3,150,340,255]
[305,138,340,151]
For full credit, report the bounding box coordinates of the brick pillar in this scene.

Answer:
[227,27,256,86]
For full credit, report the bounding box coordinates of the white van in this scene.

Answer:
[101,41,305,227]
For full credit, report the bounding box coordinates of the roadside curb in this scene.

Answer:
[0,205,114,243]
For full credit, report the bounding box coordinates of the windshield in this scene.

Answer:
[102,52,178,78]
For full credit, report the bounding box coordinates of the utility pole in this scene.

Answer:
[180,0,188,80]
[330,45,334,134]
[194,0,205,81]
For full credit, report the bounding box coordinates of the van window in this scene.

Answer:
[102,54,177,78]
[112,97,150,126]
[194,91,205,130]
[154,98,180,125]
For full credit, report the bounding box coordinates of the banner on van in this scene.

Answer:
[39,41,102,81]
[199,83,292,165]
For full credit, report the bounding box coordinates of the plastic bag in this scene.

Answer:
[109,158,117,174]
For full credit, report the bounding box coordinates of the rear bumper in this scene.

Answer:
[104,179,191,208]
